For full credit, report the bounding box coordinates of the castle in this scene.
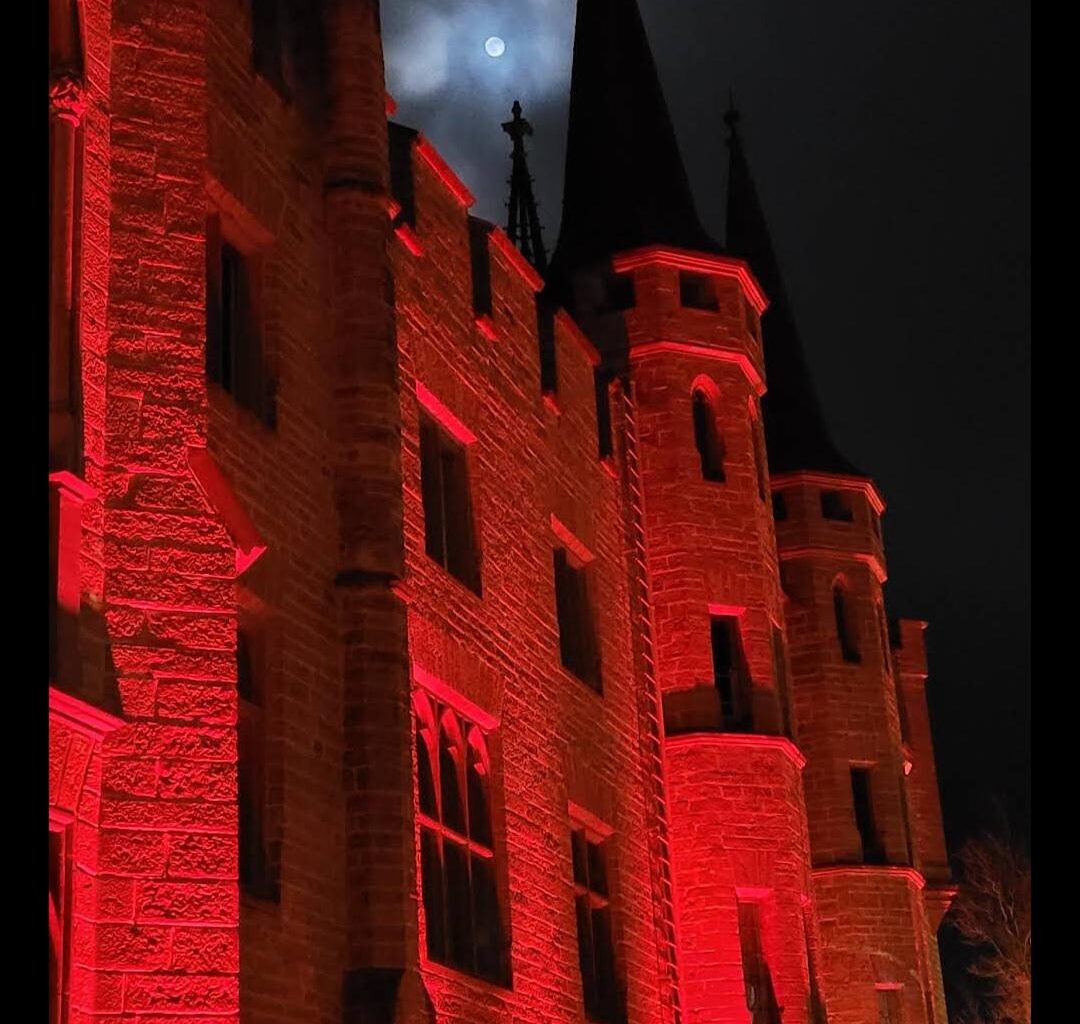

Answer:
[48,1,956,1022]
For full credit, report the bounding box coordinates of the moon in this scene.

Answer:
[485,36,506,58]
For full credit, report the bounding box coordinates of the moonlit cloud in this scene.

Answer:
[383,0,576,230]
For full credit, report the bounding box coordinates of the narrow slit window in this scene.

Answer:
[468,216,493,319]
[554,548,601,691]
[737,898,778,1018]
[876,987,903,1024]
[751,414,768,502]
[771,624,792,739]
[851,767,885,864]
[711,615,751,731]
[571,827,620,1022]
[833,584,861,664]
[206,217,275,426]
[238,624,278,900]
[876,604,893,678]
[771,491,787,522]
[49,826,69,1024]
[419,411,481,594]
[537,298,557,395]
[414,696,506,984]
[595,370,614,461]
[692,389,725,482]
[251,0,288,97]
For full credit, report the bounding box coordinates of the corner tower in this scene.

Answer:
[551,3,819,1020]
[724,106,953,1024]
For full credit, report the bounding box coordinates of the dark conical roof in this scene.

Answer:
[547,0,721,295]
[724,108,866,478]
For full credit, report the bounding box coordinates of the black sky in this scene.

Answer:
[384,0,1031,852]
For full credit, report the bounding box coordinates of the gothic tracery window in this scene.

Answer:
[414,692,505,983]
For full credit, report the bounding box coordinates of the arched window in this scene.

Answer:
[692,387,725,482]
[833,582,861,663]
[415,696,505,983]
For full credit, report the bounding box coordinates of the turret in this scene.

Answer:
[551,3,819,1020]
[725,103,951,1024]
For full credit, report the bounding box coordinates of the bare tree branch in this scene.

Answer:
[946,828,1031,1024]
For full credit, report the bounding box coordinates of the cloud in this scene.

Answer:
[382,0,577,227]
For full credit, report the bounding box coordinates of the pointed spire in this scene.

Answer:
[547,0,720,295]
[724,100,865,478]
[502,100,549,276]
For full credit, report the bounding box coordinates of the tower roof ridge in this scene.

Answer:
[547,0,721,298]
[724,106,867,479]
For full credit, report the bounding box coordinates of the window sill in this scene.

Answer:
[420,953,513,995]
[424,554,483,603]
[559,663,604,699]
[241,884,281,911]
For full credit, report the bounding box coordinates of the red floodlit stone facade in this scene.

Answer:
[47,2,954,1023]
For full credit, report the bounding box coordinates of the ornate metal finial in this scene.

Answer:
[50,69,88,126]
[501,99,548,275]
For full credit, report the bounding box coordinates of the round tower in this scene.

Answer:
[548,3,819,1020]
[726,108,952,1024]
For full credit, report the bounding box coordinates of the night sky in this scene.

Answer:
[382,0,1031,853]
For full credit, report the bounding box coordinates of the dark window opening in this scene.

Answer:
[820,489,854,522]
[468,217,493,319]
[896,681,912,746]
[711,616,752,732]
[419,412,481,594]
[679,270,719,311]
[572,828,621,1022]
[206,217,275,427]
[751,417,768,502]
[49,827,68,1024]
[899,771,914,867]
[772,625,792,739]
[554,548,601,691]
[388,123,419,228]
[415,699,506,985]
[49,32,84,476]
[833,585,861,664]
[692,389,725,482]
[888,616,902,649]
[537,298,557,395]
[595,370,614,461]
[251,0,289,98]
[771,491,787,522]
[851,767,885,864]
[803,906,827,1024]
[737,899,779,1020]
[876,988,903,1024]
[876,605,893,678]
[238,626,279,901]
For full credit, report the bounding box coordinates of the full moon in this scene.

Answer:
[484,36,506,58]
